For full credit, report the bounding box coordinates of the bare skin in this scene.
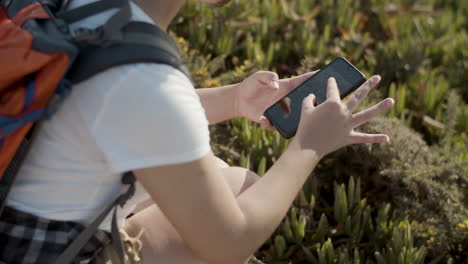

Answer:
[126,1,395,264]
[127,75,393,264]
[125,166,259,264]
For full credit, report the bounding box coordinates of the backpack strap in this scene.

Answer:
[0,128,38,216]
[37,0,71,12]
[67,21,191,84]
[54,172,136,264]
[56,2,190,263]
[1,1,190,263]
[53,0,190,83]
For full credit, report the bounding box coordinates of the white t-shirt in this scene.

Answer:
[6,1,211,231]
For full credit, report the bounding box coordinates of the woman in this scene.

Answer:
[1,0,394,263]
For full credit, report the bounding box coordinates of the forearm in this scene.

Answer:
[196,84,239,124]
[230,140,321,261]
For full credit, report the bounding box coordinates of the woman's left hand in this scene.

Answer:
[234,70,318,130]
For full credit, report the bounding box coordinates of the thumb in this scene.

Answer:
[255,71,279,89]
[302,94,316,111]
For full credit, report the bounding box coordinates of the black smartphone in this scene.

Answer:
[264,57,366,139]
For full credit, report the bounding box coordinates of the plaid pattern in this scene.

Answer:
[0,206,111,264]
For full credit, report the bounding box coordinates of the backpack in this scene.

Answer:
[0,0,190,262]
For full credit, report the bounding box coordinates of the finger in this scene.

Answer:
[326,77,340,101]
[351,98,395,128]
[345,75,381,111]
[348,131,389,144]
[255,71,280,89]
[259,116,276,131]
[279,71,320,96]
[287,70,320,88]
[302,94,317,111]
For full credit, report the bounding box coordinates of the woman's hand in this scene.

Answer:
[292,75,394,158]
[234,71,318,130]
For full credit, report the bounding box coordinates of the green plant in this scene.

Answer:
[258,176,427,264]
[172,1,468,262]
[173,0,468,137]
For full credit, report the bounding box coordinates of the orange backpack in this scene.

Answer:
[0,0,189,262]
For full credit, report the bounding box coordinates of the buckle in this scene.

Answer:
[70,27,119,47]
[71,27,102,42]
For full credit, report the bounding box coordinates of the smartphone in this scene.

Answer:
[264,57,366,138]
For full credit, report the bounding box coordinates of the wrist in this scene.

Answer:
[231,82,243,118]
[196,83,242,124]
[288,137,325,161]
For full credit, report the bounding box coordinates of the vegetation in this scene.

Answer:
[171,0,467,263]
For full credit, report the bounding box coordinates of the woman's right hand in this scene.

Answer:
[292,75,394,158]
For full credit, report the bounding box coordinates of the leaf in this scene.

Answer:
[302,246,319,263]
[296,213,307,241]
[310,194,316,209]
[334,184,348,225]
[281,218,295,243]
[348,176,355,209]
[354,248,361,264]
[323,238,336,263]
[274,235,287,258]
[257,156,266,176]
[375,251,386,264]
[298,189,308,207]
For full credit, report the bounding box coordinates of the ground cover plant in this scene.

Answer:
[171,0,467,263]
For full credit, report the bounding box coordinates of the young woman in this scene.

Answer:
[2,0,394,263]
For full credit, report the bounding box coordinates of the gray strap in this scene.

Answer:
[54,172,136,264]
[120,32,181,60]
[63,0,132,47]
[0,138,32,216]
[0,125,41,217]
[100,0,131,41]
[111,204,125,263]
[0,0,12,8]
[111,172,136,264]
[56,0,128,24]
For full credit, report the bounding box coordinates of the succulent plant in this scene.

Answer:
[256,176,429,264]
[173,0,468,262]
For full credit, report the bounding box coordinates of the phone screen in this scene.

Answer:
[264,57,366,138]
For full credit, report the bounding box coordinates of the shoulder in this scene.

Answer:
[93,63,196,110]
[80,62,200,127]
[85,63,210,173]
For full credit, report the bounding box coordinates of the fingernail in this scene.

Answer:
[271,80,279,89]
[370,75,380,84]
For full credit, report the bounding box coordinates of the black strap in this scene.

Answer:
[38,0,70,12]
[67,21,192,83]
[2,0,35,17]
[53,172,136,264]
[1,0,69,18]
[0,0,13,9]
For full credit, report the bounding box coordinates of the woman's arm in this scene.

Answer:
[134,76,393,264]
[196,84,240,125]
[196,71,318,127]
[134,143,320,264]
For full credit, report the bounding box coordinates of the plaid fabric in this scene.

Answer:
[0,206,111,264]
